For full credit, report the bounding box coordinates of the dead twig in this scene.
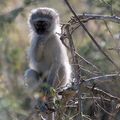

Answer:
[84,73,120,84]
[75,52,101,72]
[86,86,120,102]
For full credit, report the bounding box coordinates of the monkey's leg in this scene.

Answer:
[47,62,59,87]
[43,63,58,120]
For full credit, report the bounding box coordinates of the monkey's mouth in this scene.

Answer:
[34,21,49,34]
[35,25,46,34]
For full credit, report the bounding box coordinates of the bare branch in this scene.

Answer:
[84,73,120,84]
[103,21,116,43]
[86,86,120,102]
[71,14,120,24]
[79,65,98,75]
[64,0,120,70]
[75,52,101,72]
[65,24,83,120]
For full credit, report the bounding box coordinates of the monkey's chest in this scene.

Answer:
[34,50,52,71]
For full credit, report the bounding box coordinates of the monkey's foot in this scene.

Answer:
[34,95,55,114]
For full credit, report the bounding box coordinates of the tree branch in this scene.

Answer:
[70,13,120,24]
[64,0,120,70]
[84,73,120,84]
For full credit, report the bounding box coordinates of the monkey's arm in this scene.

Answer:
[47,61,59,86]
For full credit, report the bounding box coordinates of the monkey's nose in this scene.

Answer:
[34,24,46,34]
[39,26,46,33]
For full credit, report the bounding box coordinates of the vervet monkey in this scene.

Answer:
[25,7,71,91]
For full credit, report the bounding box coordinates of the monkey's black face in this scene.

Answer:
[34,20,51,34]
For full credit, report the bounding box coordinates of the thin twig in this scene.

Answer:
[104,21,115,40]
[75,52,101,72]
[95,100,114,117]
[84,73,120,84]
[79,65,98,75]
[86,86,120,102]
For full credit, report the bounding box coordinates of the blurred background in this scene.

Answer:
[0,0,120,119]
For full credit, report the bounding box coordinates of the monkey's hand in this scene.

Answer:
[40,83,56,97]
[24,69,40,88]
